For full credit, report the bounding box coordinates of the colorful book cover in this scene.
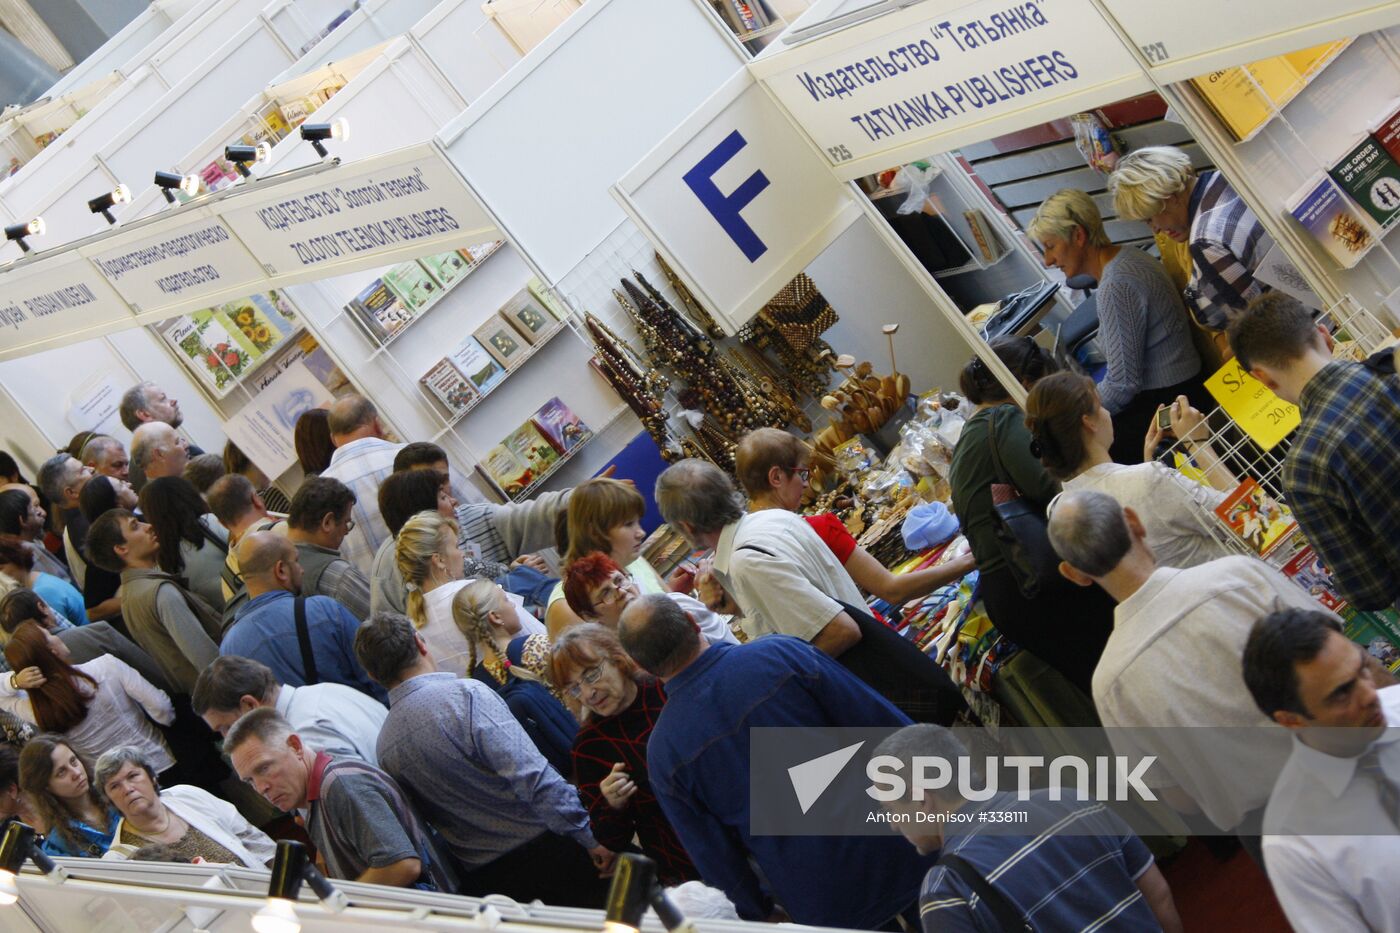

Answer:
[347,279,406,342]
[1281,39,1352,81]
[1285,175,1374,269]
[480,444,534,498]
[448,337,507,393]
[1370,100,1400,170]
[1328,135,1400,227]
[501,421,560,478]
[1343,612,1400,672]
[419,251,472,289]
[382,261,441,314]
[474,315,526,369]
[527,276,570,322]
[220,293,292,358]
[162,311,252,397]
[500,292,553,345]
[278,97,314,129]
[1213,478,1297,557]
[530,396,592,455]
[419,358,479,416]
[199,158,240,193]
[1282,546,1348,613]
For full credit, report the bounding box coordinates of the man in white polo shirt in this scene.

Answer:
[1243,608,1400,932]
[654,457,966,725]
[192,655,386,766]
[1049,489,1329,847]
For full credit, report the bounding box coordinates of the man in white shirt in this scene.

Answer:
[1243,608,1400,932]
[1049,489,1327,839]
[192,655,386,765]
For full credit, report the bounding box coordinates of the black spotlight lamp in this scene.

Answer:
[298,118,349,159]
[604,854,694,933]
[153,170,200,204]
[252,840,346,933]
[0,821,68,904]
[225,141,272,178]
[3,218,45,254]
[87,184,131,225]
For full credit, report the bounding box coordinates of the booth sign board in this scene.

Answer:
[0,142,500,360]
[750,0,1148,179]
[221,144,498,281]
[614,69,861,333]
[0,252,132,358]
[1096,0,1400,82]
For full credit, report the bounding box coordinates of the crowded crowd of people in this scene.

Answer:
[0,247,1394,933]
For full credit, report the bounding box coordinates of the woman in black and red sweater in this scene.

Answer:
[550,623,699,886]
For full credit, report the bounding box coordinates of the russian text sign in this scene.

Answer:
[0,251,131,357]
[87,216,264,317]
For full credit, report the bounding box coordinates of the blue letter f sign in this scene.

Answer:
[683,130,770,262]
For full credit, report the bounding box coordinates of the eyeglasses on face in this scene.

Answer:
[564,664,605,699]
[592,571,634,607]
[787,466,811,483]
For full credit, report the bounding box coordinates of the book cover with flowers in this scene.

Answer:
[162,311,252,397]
[220,293,292,359]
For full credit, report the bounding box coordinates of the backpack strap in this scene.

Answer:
[940,853,1034,932]
[294,596,319,685]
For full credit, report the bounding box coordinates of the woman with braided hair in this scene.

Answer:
[1024,371,1234,571]
[451,579,575,774]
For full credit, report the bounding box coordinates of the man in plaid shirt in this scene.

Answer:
[1229,293,1400,610]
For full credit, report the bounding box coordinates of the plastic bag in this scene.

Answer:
[894,163,943,215]
[1072,113,1118,174]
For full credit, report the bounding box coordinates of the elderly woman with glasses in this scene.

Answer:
[95,745,275,866]
[562,553,735,645]
[550,624,700,887]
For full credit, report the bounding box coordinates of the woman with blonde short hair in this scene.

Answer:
[1028,188,1202,463]
[1110,145,1279,332]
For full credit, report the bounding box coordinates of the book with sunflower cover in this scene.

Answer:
[220,293,293,359]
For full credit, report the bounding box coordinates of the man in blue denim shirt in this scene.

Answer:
[221,532,385,703]
[619,594,929,929]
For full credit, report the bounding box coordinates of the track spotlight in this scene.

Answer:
[3,218,45,254]
[153,170,200,204]
[252,841,346,933]
[298,118,349,159]
[603,855,694,933]
[0,822,67,904]
[225,142,272,178]
[87,184,132,225]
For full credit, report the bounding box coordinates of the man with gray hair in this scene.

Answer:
[119,382,205,452]
[81,435,129,483]
[619,593,928,929]
[656,458,965,725]
[873,724,1183,932]
[1048,488,1324,842]
[130,423,189,493]
[37,453,94,588]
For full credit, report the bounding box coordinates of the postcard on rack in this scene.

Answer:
[1213,478,1297,557]
[474,315,527,369]
[448,336,507,394]
[531,397,592,455]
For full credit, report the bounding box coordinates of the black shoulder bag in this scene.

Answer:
[293,596,319,685]
[986,411,1061,600]
[940,853,1034,931]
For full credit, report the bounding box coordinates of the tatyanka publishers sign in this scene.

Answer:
[751,0,1144,176]
[0,251,131,358]
[220,143,499,278]
[88,216,265,317]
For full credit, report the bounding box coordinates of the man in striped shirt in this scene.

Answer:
[874,725,1183,933]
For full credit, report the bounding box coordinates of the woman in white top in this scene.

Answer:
[1024,371,1236,569]
[95,745,274,867]
[397,510,544,677]
[2,621,176,778]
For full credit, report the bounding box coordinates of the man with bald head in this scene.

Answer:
[320,394,481,575]
[221,530,384,702]
[130,422,190,493]
[81,435,130,483]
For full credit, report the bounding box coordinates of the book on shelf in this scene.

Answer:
[1285,174,1375,269]
[1343,611,1400,672]
[531,396,592,455]
[500,292,554,345]
[1327,135,1400,228]
[278,96,317,129]
[502,421,561,477]
[161,309,254,397]
[527,276,570,322]
[962,209,999,262]
[474,314,527,369]
[1369,99,1400,171]
[479,444,535,498]
[420,251,473,289]
[346,278,408,343]
[709,0,768,35]
[459,240,503,264]
[382,261,442,314]
[220,292,295,358]
[419,358,479,416]
[1213,478,1297,557]
[1191,40,1349,142]
[1282,545,1348,613]
[448,336,507,393]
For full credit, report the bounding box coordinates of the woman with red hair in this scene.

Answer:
[563,552,735,645]
[1,622,176,780]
